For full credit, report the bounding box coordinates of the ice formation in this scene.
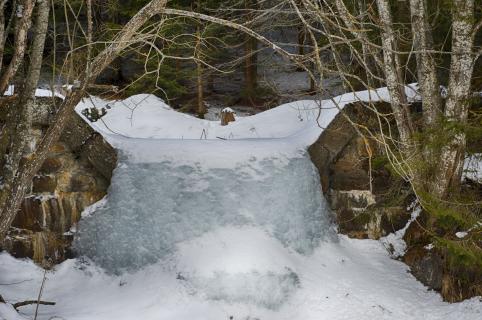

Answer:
[73,153,333,270]
[72,140,335,308]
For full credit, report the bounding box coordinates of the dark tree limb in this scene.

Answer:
[13,300,55,310]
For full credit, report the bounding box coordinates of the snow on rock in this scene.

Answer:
[380,205,422,258]
[455,232,468,239]
[3,85,65,99]
[221,107,235,113]
[74,84,420,145]
[463,154,482,183]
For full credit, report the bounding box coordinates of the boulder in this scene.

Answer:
[220,108,236,126]
[309,102,411,240]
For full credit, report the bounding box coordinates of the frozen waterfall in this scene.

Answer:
[73,140,335,308]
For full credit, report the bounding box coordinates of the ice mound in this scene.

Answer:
[186,270,300,310]
[73,153,334,274]
[175,227,300,309]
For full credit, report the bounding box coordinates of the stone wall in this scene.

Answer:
[0,98,117,266]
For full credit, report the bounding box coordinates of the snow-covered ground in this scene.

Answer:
[1,85,481,320]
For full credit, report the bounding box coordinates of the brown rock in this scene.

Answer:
[82,133,118,180]
[1,97,116,265]
[220,109,236,126]
[49,143,67,153]
[404,246,443,291]
[39,157,63,174]
[13,197,44,231]
[32,175,57,193]
[3,229,70,266]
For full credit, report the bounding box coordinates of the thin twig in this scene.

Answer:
[34,269,48,320]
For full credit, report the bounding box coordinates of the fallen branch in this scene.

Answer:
[13,300,55,310]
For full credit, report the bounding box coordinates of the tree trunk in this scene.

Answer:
[0,0,8,75]
[196,25,205,118]
[409,0,442,127]
[375,0,413,146]
[244,0,257,105]
[207,72,214,93]
[244,36,257,104]
[297,25,304,56]
[0,0,169,243]
[0,0,50,221]
[0,0,35,94]
[296,25,305,72]
[431,0,475,198]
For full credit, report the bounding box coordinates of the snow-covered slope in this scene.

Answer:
[1,85,481,320]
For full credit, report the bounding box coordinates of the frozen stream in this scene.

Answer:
[1,90,481,320]
[73,140,334,309]
[74,152,333,275]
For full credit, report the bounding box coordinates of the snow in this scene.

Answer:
[0,304,25,320]
[3,85,65,99]
[1,83,481,319]
[1,238,481,320]
[74,84,420,143]
[221,107,235,113]
[455,232,468,239]
[463,154,482,183]
[380,205,422,258]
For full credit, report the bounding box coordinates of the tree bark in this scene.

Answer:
[0,0,50,221]
[0,0,35,94]
[196,25,205,118]
[409,0,442,127]
[432,0,475,198]
[13,300,55,310]
[244,0,257,105]
[0,0,8,75]
[375,0,413,146]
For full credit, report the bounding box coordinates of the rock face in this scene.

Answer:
[0,98,117,266]
[308,101,481,302]
[308,102,411,240]
[402,211,482,302]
